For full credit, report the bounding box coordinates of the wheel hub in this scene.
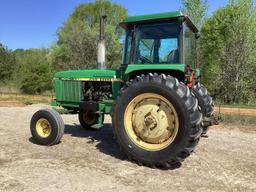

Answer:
[83,111,96,125]
[144,114,157,130]
[125,93,179,151]
[36,118,52,138]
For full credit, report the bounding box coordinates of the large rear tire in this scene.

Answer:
[30,109,64,145]
[192,83,214,135]
[112,74,202,168]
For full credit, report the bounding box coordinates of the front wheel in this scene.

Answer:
[112,74,202,168]
[30,109,64,145]
[78,110,103,130]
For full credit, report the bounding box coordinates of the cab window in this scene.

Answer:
[134,23,180,64]
[184,25,197,67]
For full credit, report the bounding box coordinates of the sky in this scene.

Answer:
[0,0,229,50]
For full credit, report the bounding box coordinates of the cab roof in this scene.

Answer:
[120,11,199,33]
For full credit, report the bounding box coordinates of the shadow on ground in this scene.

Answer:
[29,123,181,170]
[64,123,127,161]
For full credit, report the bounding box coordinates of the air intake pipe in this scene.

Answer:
[97,16,107,69]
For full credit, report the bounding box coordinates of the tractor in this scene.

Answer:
[30,11,217,168]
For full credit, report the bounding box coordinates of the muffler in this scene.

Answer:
[97,16,107,69]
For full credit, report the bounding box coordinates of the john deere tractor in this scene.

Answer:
[30,11,216,168]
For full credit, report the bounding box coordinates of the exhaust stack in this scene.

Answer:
[97,16,107,69]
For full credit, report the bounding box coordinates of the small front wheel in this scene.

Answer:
[30,109,64,145]
[78,110,103,130]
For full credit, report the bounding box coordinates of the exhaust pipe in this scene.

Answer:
[97,16,107,69]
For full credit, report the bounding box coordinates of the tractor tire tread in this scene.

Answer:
[112,73,202,169]
[192,83,214,134]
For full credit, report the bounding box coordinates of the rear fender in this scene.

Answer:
[124,64,186,82]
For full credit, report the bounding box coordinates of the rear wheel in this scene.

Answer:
[192,83,214,135]
[125,93,179,151]
[30,109,64,145]
[112,74,202,168]
[78,110,103,130]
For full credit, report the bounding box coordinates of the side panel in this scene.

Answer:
[61,80,82,102]
[54,79,62,101]
[54,69,122,104]
[55,80,82,103]
[53,69,123,110]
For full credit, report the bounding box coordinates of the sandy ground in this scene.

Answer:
[0,104,255,192]
[215,107,256,116]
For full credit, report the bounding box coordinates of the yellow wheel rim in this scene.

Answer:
[36,118,52,138]
[83,111,96,125]
[124,93,179,151]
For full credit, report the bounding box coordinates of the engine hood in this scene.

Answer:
[54,69,120,80]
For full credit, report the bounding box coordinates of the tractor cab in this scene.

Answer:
[120,11,199,68]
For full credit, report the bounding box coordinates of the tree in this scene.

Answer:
[52,18,97,70]
[181,0,208,29]
[199,0,256,104]
[51,0,127,70]
[13,48,53,94]
[0,43,16,81]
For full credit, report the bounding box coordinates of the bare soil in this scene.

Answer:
[0,104,255,192]
[216,107,256,116]
[0,94,52,107]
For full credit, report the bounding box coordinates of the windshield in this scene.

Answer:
[122,23,181,64]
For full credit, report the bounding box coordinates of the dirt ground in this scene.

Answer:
[0,104,255,192]
[215,107,256,116]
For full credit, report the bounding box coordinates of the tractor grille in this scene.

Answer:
[55,80,82,102]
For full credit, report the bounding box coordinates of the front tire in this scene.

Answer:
[78,110,103,130]
[112,74,202,168]
[30,109,64,145]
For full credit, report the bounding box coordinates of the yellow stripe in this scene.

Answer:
[54,77,123,82]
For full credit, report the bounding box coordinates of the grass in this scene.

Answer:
[0,93,52,105]
[220,114,256,125]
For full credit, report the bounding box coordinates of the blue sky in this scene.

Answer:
[0,0,229,50]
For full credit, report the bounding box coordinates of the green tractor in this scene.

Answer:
[30,11,217,168]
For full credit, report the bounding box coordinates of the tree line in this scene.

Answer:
[0,0,255,104]
[0,0,127,94]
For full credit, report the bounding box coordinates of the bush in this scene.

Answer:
[13,48,53,94]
